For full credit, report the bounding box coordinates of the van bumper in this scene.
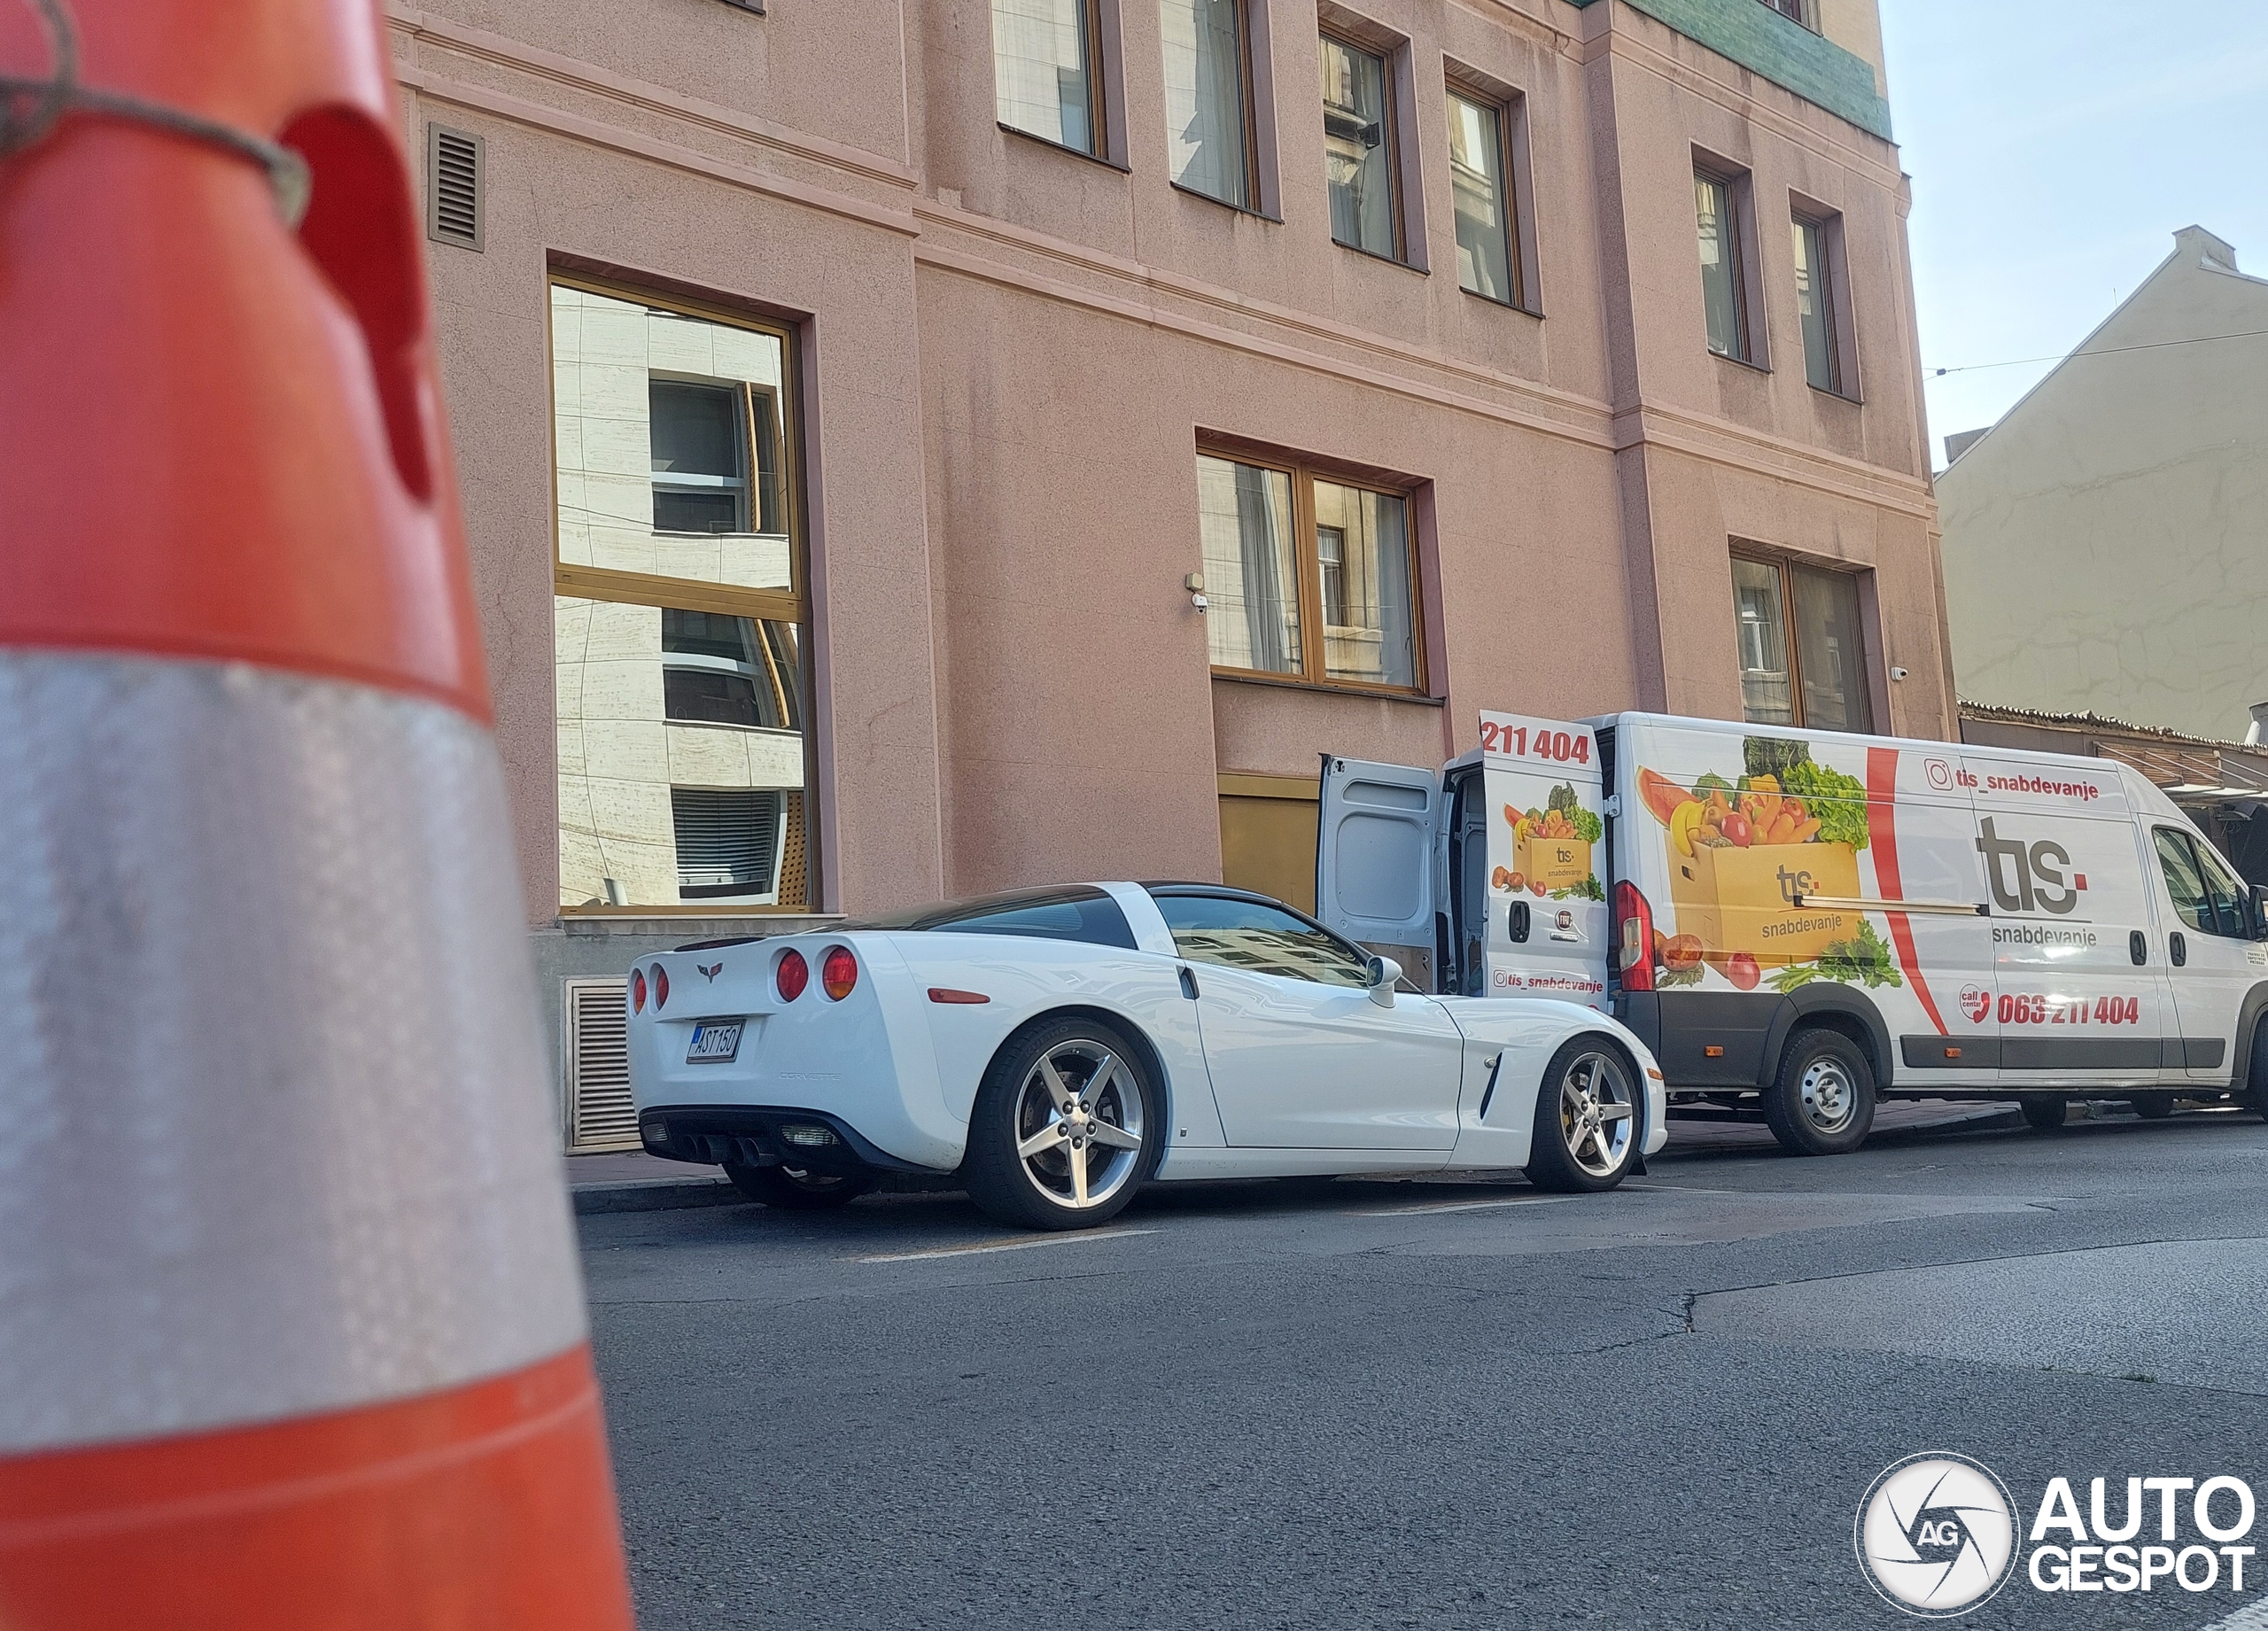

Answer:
[1616,991,1777,1087]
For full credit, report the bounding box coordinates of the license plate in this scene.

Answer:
[686,1021,743,1064]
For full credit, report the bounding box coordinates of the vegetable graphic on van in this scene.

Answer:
[1643,739,1869,973]
[1497,783,1604,902]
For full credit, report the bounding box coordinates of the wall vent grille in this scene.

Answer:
[564,978,639,1153]
[427,124,484,251]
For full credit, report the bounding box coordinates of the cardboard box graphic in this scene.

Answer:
[1668,842,1861,966]
[1517,832,1592,892]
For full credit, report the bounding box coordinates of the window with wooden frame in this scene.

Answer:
[549,275,817,914]
[1758,0,1817,32]
[1445,83,1518,306]
[1160,0,1257,209]
[1695,164,1753,362]
[992,0,1108,159]
[1318,30,1402,261]
[1729,551,1874,733]
[1197,445,1424,694]
[1790,205,1858,399]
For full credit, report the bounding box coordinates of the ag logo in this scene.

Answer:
[1855,1452,2017,1617]
[1960,985,1991,1024]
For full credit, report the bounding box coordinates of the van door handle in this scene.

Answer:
[2171,932,2188,968]
[2130,930,2147,966]
[1510,900,1531,944]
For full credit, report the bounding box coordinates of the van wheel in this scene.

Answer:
[2129,1092,2176,1120]
[2019,1096,2068,1131]
[1762,1029,1875,1156]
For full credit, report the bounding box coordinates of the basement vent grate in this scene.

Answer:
[426,124,484,252]
[564,978,639,1153]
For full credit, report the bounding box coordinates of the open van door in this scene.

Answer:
[1316,756,1441,957]
[1479,712,1611,1011]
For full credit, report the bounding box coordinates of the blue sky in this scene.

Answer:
[1879,0,2268,464]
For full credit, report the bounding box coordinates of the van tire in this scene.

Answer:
[1762,1028,1875,1156]
[2129,1092,2176,1120]
[2019,1096,2068,1131]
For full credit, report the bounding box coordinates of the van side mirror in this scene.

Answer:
[1365,954,1402,1007]
[2253,883,2268,940]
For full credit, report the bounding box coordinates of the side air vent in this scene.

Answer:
[426,124,484,252]
[564,978,638,1153]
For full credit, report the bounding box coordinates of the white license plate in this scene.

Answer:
[686,1021,743,1064]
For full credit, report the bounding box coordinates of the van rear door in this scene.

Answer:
[1477,712,1610,1010]
[1316,755,1441,967]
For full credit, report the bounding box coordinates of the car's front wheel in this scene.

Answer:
[725,1162,874,1209]
[962,1017,1162,1230]
[1525,1037,1642,1192]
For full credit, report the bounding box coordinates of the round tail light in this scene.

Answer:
[652,963,670,1010]
[631,968,647,1014]
[820,945,858,1001]
[776,948,810,1002]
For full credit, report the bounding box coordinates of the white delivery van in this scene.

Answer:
[1317,711,2268,1155]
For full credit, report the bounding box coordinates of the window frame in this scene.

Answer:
[1161,0,1265,214]
[1789,198,1860,402]
[990,0,1117,165]
[1197,436,1428,698]
[1442,79,1522,311]
[1694,156,1767,369]
[1317,26,1405,266]
[1728,548,1876,734]
[1758,0,1819,32]
[1145,884,1375,987]
[546,270,819,915]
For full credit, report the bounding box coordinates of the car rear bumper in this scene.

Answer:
[637,1106,939,1177]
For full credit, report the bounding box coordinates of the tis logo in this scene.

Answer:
[1976,819,2086,916]
[1961,985,1991,1024]
[1775,864,1819,904]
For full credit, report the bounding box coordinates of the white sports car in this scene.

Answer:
[628,882,1668,1230]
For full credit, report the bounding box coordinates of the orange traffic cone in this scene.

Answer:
[0,2,635,1627]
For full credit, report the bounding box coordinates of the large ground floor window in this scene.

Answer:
[550,275,817,912]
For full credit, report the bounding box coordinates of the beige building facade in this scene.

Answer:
[391,0,1947,1142]
[1939,226,2268,745]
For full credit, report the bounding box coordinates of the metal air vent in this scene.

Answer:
[426,124,484,252]
[564,978,639,1153]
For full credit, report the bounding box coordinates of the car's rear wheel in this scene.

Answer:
[1525,1037,1641,1193]
[2129,1091,2177,1120]
[1762,1028,1875,1155]
[724,1162,874,1209]
[2019,1095,2068,1131]
[962,1017,1162,1230]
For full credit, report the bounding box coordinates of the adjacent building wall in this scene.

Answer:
[1939,228,2268,743]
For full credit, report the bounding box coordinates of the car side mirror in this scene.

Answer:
[1365,954,1402,1007]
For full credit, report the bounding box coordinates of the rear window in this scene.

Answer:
[850,886,1138,950]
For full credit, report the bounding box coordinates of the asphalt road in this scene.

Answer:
[580,1105,2268,1629]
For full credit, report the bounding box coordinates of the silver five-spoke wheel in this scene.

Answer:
[1556,1049,1637,1180]
[1013,1039,1146,1210]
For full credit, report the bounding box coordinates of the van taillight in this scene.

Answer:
[821,945,858,1001]
[1614,881,1656,993]
[630,968,647,1014]
[651,963,669,1010]
[776,949,810,1002]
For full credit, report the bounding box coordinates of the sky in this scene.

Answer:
[1878,0,2268,465]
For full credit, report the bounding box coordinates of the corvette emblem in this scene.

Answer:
[698,962,724,982]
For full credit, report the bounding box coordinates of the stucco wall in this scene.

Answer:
[1939,229,2268,742]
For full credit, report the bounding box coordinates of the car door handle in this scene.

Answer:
[2130,930,2148,966]
[1178,967,1200,1000]
[2171,932,2187,968]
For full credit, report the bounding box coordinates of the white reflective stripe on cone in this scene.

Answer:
[0,653,586,1456]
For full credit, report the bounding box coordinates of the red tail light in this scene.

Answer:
[776,948,810,1002]
[820,945,858,1001]
[1614,881,1656,993]
[630,968,647,1014]
[652,963,670,1010]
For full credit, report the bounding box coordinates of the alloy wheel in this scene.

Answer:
[1013,1039,1145,1210]
[1557,1050,1636,1179]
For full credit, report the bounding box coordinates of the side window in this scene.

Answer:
[2194,840,2249,939]
[1150,893,1370,988]
[2153,828,2213,935]
[923,889,1138,950]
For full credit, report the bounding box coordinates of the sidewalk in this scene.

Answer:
[563,1151,735,1215]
